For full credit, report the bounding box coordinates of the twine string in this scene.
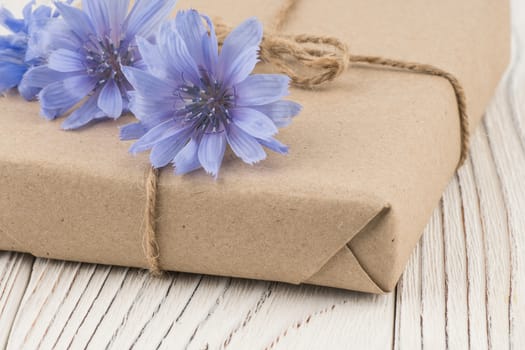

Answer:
[273,0,300,31]
[144,167,162,275]
[143,0,470,273]
[214,21,470,165]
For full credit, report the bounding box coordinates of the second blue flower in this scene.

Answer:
[122,10,302,178]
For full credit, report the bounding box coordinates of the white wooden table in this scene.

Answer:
[1,1,524,349]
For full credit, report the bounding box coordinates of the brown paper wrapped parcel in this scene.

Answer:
[0,0,510,293]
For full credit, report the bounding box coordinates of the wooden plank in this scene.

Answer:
[442,177,469,349]
[484,59,525,349]
[458,159,489,350]
[8,259,83,349]
[394,14,525,345]
[0,253,34,349]
[6,259,395,349]
[469,123,511,349]
[394,237,422,350]
[507,11,525,348]
[420,208,447,349]
[256,291,393,350]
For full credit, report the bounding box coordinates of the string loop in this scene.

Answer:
[214,22,469,165]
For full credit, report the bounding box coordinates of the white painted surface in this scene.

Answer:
[0,0,524,349]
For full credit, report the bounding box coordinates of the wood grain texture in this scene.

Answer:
[0,253,33,349]
[1,1,525,349]
[3,262,395,349]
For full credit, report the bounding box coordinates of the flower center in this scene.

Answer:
[84,37,136,88]
[176,69,235,134]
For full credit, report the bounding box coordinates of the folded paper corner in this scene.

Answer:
[304,198,393,294]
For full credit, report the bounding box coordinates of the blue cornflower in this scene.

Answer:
[121,10,301,177]
[23,0,176,129]
[0,0,63,99]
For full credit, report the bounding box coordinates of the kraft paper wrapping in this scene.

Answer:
[0,0,510,293]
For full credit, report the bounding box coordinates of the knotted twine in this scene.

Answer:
[143,0,470,275]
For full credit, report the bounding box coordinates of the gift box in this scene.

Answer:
[0,0,510,293]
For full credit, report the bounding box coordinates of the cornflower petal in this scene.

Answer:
[0,7,24,33]
[126,0,176,38]
[198,132,226,177]
[200,15,218,75]
[173,138,201,175]
[38,17,81,53]
[122,65,175,99]
[235,74,290,106]
[175,10,206,60]
[226,124,267,165]
[54,2,95,41]
[120,122,148,140]
[22,1,35,23]
[135,36,168,77]
[130,119,183,154]
[48,48,85,72]
[150,129,192,168]
[18,79,40,100]
[21,65,72,88]
[159,22,200,84]
[218,17,262,81]
[0,62,26,91]
[128,93,179,127]
[106,0,129,43]
[39,75,97,113]
[28,5,52,28]
[62,91,105,130]
[82,0,107,35]
[252,100,302,128]
[98,77,123,118]
[222,46,259,87]
[257,137,289,155]
[231,107,278,139]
